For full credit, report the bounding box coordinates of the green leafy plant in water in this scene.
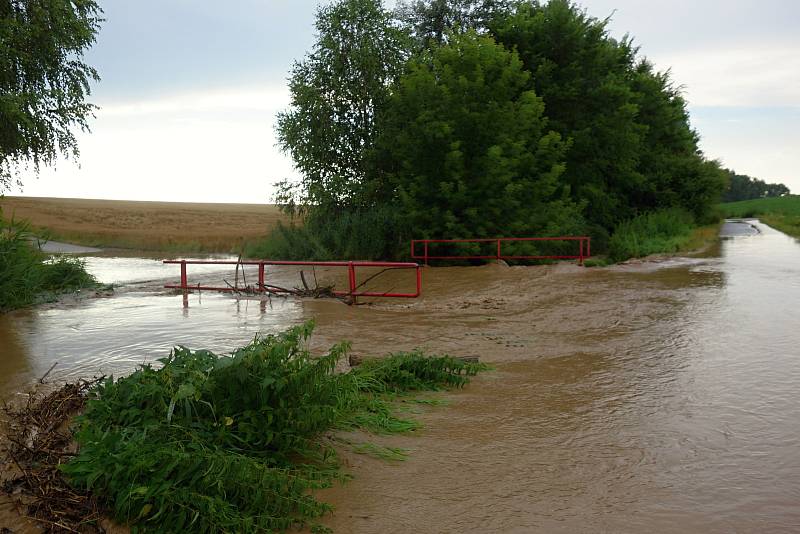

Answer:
[351,442,410,462]
[62,322,487,533]
[0,213,99,311]
[350,350,489,393]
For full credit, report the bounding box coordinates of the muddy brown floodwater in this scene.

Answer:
[2,220,800,532]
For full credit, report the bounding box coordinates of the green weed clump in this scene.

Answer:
[245,207,404,261]
[0,215,98,311]
[63,322,487,533]
[608,208,696,262]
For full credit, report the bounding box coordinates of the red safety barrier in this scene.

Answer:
[410,236,591,265]
[163,260,422,303]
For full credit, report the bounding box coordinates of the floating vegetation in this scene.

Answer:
[350,441,410,462]
[1,322,487,533]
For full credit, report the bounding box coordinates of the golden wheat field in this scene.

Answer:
[0,196,288,252]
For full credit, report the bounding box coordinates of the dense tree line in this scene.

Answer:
[721,170,790,203]
[274,0,729,258]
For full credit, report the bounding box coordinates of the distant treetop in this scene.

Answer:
[722,170,791,203]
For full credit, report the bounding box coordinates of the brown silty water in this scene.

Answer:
[2,220,800,532]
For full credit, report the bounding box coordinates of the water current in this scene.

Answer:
[1,220,799,532]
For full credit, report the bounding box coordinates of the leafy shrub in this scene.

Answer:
[246,207,405,261]
[63,322,487,533]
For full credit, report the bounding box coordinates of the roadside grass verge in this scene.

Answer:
[47,322,487,533]
[719,196,800,238]
[0,215,99,311]
[682,223,723,252]
[607,208,719,263]
[760,215,800,238]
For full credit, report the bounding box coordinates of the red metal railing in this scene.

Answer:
[163,260,422,303]
[410,236,591,264]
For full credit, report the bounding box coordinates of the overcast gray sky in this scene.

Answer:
[13,0,800,202]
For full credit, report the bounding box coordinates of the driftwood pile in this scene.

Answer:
[222,259,406,305]
[223,261,340,300]
[1,379,105,533]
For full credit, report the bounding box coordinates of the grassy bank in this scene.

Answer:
[604,208,720,263]
[17,323,483,532]
[719,196,800,238]
[0,196,288,253]
[0,216,99,311]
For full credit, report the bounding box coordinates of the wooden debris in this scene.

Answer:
[1,379,105,533]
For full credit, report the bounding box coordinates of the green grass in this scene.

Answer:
[603,209,722,263]
[719,195,800,238]
[607,208,696,262]
[245,207,405,261]
[62,322,488,533]
[1,215,99,311]
[583,257,611,268]
[347,440,410,462]
[719,195,800,217]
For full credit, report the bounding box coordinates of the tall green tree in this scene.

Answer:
[491,0,726,229]
[492,0,646,231]
[375,31,581,240]
[395,0,511,46]
[630,61,727,220]
[0,0,102,191]
[276,0,411,215]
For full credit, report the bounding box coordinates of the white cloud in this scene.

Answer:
[98,86,291,117]
[16,85,299,203]
[654,41,800,107]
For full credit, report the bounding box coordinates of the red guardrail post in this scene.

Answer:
[496,239,501,260]
[348,261,356,304]
[258,263,265,292]
[180,260,187,289]
[579,239,584,265]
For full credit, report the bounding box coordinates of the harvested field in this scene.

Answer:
[0,197,288,253]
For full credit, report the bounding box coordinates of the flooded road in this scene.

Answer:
[2,220,800,531]
[312,220,800,533]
